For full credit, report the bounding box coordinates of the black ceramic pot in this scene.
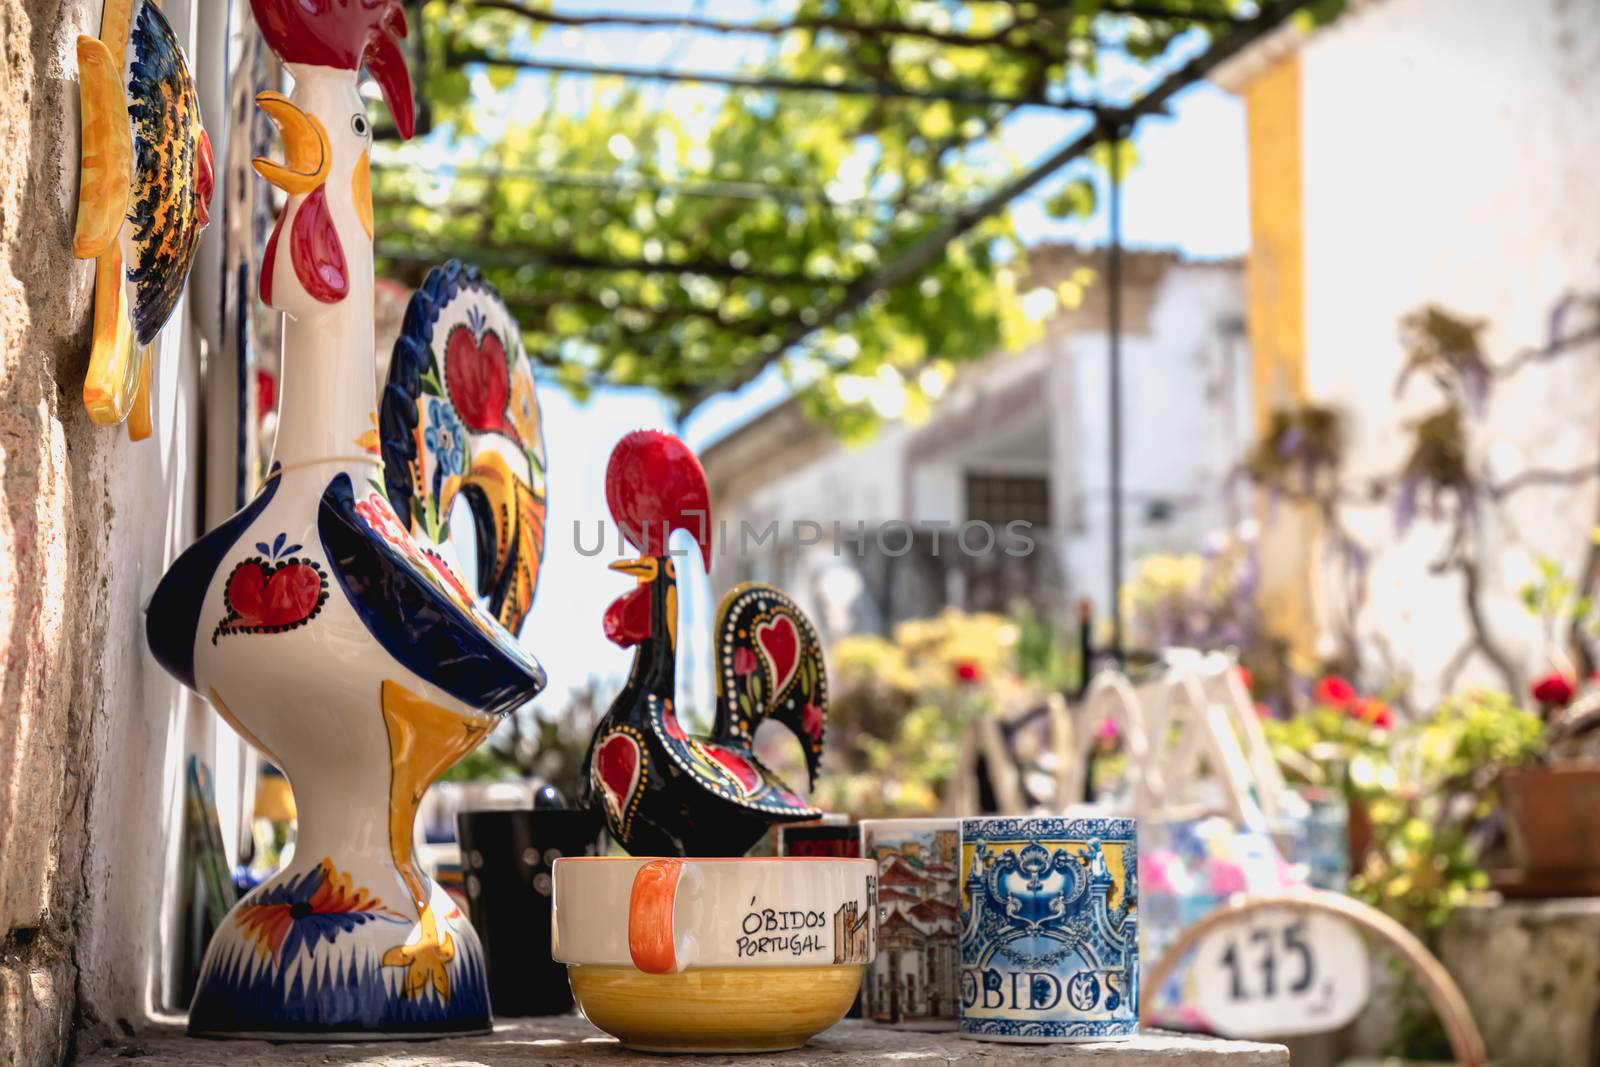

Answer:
[456,807,605,1017]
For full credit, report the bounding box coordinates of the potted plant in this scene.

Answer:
[1268,685,1543,1060]
[1498,550,1600,889]
[1501,673,1600,886]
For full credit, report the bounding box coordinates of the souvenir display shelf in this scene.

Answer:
[75,1017,1288,1066]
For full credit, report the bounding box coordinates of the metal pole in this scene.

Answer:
[1107,127,1124,663]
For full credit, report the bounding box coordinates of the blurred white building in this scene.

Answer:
[700,246,1252,643]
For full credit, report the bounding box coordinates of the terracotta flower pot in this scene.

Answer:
[1505,763,1600,874]
[1346,793,1374,874]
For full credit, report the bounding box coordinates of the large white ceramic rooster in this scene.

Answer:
[145,0,544,1039]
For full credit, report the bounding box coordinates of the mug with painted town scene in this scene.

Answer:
[859,818,962,1030]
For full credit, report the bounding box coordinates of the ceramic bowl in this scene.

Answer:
[553,856,878,1052]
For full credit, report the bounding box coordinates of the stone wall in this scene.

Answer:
[1440,899,1600,1067]
[1,1,111,1063]
[1,1,208,1064]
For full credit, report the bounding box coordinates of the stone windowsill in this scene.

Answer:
[73,1016,1288,1066]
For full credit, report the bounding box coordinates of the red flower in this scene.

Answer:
[954,661,982,684]
[1236,666,1253,694]
[801,702,824,741]
[1531,671,1576,708]
[1254,702,1272,720]
[733,647,758,676]
[1354,698,1394,729]
[1314,675,1357,709]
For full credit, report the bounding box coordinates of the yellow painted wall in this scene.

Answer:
[1244,53,1307,423]
[1239,52,1321,669]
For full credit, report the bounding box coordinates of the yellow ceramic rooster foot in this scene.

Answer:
[382,906,457,1002]
[377,679,496,1006]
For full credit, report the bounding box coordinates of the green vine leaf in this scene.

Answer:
[373,0,1289,427]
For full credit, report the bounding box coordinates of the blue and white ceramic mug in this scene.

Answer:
[958,816,1139,1042]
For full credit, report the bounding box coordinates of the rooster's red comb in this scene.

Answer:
[250,0,415,139]
[606,430,712,571]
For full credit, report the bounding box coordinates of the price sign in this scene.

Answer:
[1191,909,1370,1038]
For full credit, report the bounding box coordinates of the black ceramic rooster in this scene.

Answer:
[581,430,828,856]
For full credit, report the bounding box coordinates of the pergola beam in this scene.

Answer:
[470,0,1115,50]
[500,291,804,330]
[375,243,845,288]
[447,50,1124,116]
[470,0,1243,41]
[374,162,969,217]
[1098,1,1250,24]
[992,0,1250,23]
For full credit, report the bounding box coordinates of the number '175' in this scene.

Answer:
[1219,920,1314,1001]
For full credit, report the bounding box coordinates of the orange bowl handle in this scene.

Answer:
[628,859,684,974]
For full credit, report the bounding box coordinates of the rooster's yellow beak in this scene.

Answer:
[609,558,659,581]
[252,92,330,196]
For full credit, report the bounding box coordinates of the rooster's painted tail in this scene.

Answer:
[710,582,827,787]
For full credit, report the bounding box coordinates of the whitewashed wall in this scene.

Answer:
[1294,0,1600,701]
[73,0,247,1031]
[1058,261,1251,614]
[708,258,1251,633]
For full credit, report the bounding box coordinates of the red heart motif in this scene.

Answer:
[224,560,325,631]
[445,325,512,435]
[595,732,642,825]
[755,615,800,697]
[704,744,760,795]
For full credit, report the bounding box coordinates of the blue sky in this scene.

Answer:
[403,2,1254,726]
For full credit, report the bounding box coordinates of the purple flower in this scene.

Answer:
[1395,479,1418,535]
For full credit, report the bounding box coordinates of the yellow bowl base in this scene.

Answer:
[568,963,863,1054]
